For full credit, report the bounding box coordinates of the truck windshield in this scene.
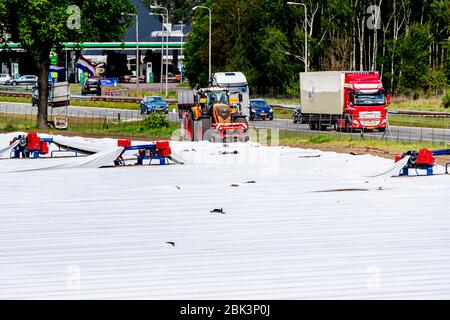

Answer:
[355,93,385,106]
[220,84,248,93]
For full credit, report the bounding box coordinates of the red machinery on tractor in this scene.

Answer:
[178,87,249,142]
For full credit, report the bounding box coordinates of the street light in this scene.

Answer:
[150,12,165,92]
[151,5,169,97]
[192,6,211,78]
[287,2,308,72]
[122,13,140,94]
[179,20,184,83]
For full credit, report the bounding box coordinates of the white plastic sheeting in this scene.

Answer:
[52,136,114,154]
[14,147,124,172]
[0,140,19,158]
[1,133,450,299]
[367,155,411,178]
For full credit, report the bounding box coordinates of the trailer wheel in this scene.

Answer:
[309,122,317,130]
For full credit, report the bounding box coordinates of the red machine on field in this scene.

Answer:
[298,71,390,131]
[178,87,249,142]
[395,148,450,176]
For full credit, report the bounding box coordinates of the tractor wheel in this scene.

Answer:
[200,117,212,141]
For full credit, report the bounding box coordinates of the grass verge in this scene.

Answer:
[0,113,179,139]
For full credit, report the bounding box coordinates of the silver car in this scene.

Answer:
[7,75,38,86]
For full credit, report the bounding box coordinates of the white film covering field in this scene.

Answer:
[0,132,449,299]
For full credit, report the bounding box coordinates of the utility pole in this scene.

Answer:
[179,20,184,83]
[150,12,165,93]
[122,13,140,94]
[151,5,169,97]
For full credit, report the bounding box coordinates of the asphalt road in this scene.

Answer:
[1,101,449,144]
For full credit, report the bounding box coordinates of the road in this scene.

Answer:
[1,101,449,144]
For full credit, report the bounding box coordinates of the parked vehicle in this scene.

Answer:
[0,74,12,85]
[297,71,389,131]
[249,99,273,121]
[6,75,38,86]
[129,75,145,83]
[81,78,102,96]
[140,96,169,114]
[162,72,180,83]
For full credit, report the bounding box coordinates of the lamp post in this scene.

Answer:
[122,13,140,94]
[151,5,169,97]
[179,20,184,83]
[150,12,165,92]
[287,2,308,72]
[192,6,211,78]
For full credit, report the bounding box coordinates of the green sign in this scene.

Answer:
[50,51,58,65]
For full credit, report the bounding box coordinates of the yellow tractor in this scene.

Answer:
[178,87,249,142]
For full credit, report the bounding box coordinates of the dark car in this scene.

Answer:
[140,96,169,114]
[249,99,273,121]
[81,78,102,96]
[293,105,301,123]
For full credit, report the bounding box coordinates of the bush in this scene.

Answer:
[307,134,333,144]
[141,113,169,129]
[441,91,450,108]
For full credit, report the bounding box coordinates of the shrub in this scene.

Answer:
[441,91,450,108]
[141,113,169,129]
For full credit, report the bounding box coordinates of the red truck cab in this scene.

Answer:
[342,73,388,131]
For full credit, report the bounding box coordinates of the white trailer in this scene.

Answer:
[300,71,345,115]
[210,72,250,118]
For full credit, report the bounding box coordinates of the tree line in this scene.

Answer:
[163,0,450,97]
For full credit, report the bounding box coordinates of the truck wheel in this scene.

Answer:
[378,128,386,132]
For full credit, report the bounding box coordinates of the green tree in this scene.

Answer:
[0,0,135,128]
[398,23,432,97]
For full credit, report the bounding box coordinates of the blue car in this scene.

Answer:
[249,99,273,121]
[140,96,169,114]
